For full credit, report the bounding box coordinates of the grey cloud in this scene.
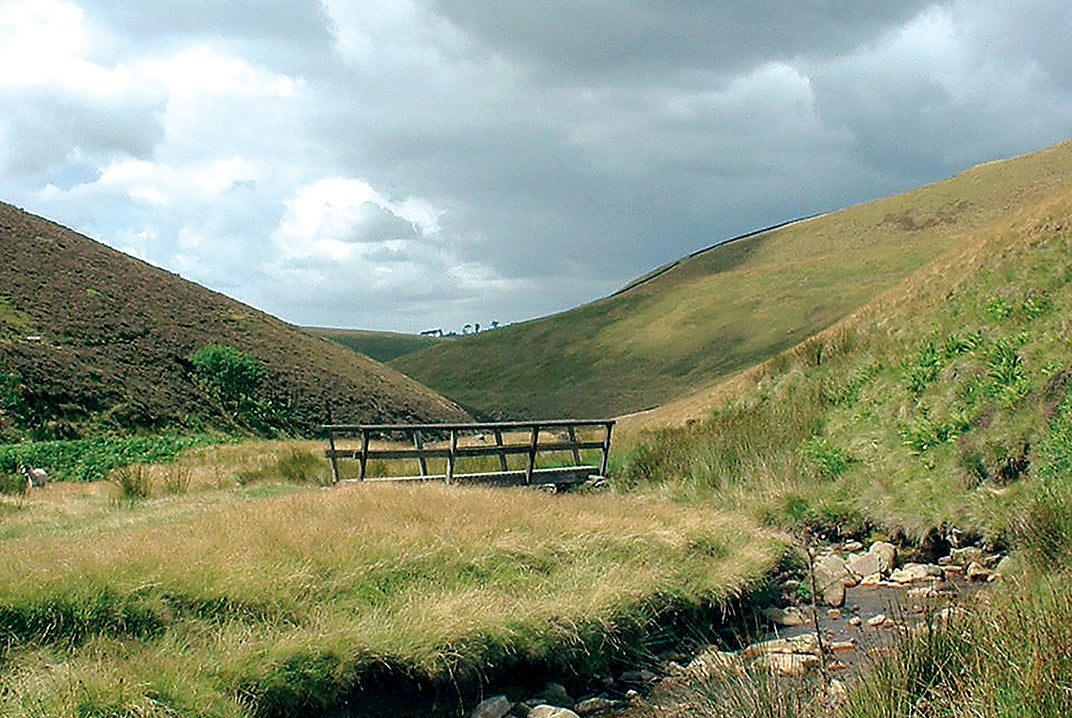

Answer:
[421,0,935,79]
[0,87,165,180]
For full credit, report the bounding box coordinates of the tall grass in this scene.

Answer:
[845,570,1072,717]
[0,482,783,717]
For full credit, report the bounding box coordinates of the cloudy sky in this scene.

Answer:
[1,0,1070,333]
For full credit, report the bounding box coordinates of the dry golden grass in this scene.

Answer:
[0,468,783,717]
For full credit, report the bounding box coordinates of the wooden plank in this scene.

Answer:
[600,422,613,477]
[323,419,617,432]
[359,429,370,481]
[446,429,457,485]
[525,424,539,485]
[567,425,582,465]
[494,429,508,472]
[326,427,340,485]
[339,466,599,485]
[414,430,428,477]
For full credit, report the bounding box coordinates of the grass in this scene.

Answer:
[0,453,784,718]
[394,140,1072,420]
[303,327,443,363]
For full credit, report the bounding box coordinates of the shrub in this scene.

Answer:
[190,345,263,404]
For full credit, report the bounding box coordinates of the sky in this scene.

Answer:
[1,1,1070,334]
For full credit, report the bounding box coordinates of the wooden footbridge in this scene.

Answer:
[323,420,614,489]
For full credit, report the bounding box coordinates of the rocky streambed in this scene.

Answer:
[460,539,1006,718]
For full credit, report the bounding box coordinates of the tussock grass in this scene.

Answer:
[845,569,1072,717]
[0,480,782,717]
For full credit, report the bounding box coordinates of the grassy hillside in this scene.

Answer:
[0,203,469,439]
[304,326,444,362]
[394,140,1072,420]
[616,178,1072,544]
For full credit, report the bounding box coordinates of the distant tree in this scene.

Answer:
[463,324,472,334]
[490,321,500,330]
[475,323,481,333]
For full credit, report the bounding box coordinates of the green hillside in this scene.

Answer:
[304,327,443,363]
[0,203,469,440]
[619,179,1072,543]
[393,140,1072,420]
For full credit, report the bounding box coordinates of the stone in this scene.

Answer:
[679,648,742,682]
[869,541,897,572]
[866,613,887,627]
[843,540,864,552]
[536,683,572,708]
[743,632,819,658]
[471,695,512,718]
[847,551,883,578]
[859,572,883,587]
[827,639,855,653]
[574,697,625,715]
[618,669,658,686]
[848,616,862,627]
[814,554,850,606]
[763,606,808,626]
[827,608,842,619]
[949,546,986,567]
[966,561,992,581]
[753,652,820,676]
[529,706,579,718]
[889,563,942,584]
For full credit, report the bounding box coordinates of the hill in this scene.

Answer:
[0,202,469,439]
[304,326,444,363]
[393,140,1072,420]
[617,175,1072,542]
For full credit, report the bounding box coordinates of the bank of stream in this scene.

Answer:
[434,538,1004,718]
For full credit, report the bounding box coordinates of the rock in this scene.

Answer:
[763,606,808,626]
[866,613,887,627]
[949,546,986,566]
[753,652,820,676]
[471,695,512,718]
[536,683,572,708]
[574,697,625,715]
[847,551,883,578]
[843,540,864,552]
[858,572,883,587]
[826,639,855,653]
[618,669,658,686]
[966,561,991,581]
[743,632,819,658]
[889,563,942,584]
[848,616,862,627]
[814,554,850,606]
[529,706,579,718]
[869,541,897,573]
[678,648,742,683]
[782,579,802,591]
[826,608,842,619]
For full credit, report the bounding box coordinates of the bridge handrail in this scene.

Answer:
[323,420,614,486]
